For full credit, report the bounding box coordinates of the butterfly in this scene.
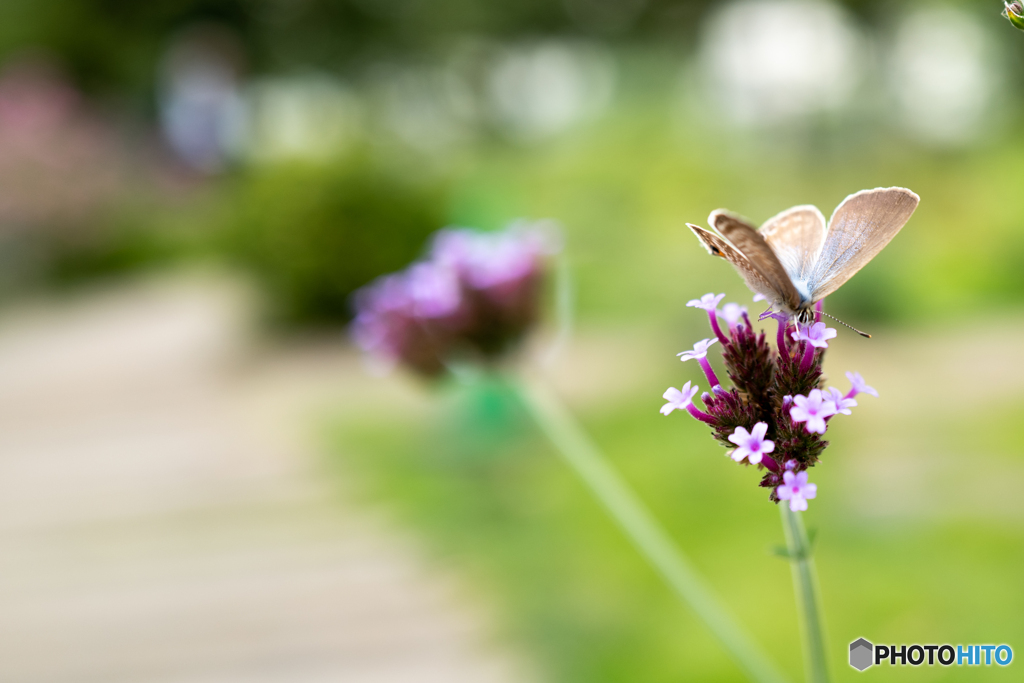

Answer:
[687,187,919,329]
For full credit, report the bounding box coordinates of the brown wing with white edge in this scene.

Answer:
[759,205,827,289]
[807,187,919,302]
[709,210,802,311]
[688,222,782,307]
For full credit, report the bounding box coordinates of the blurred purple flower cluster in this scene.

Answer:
[661,294,877,511]
[352,221,560,376]
[0,62,130,233]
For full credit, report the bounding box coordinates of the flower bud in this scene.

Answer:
[1004,1,1024,30]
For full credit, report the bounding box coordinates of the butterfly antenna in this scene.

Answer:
[820,311,871,338]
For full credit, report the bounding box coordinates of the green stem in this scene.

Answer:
[513,374,789,683]
[780,505,831,683]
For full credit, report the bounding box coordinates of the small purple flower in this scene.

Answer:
[791,322,837,349]
[677,338,717,362]
[689,293,729,344]
[678,338,721,387]
[718,303,747,328]
[845,371,878,398]
[661,382,700,416]
[776,471,817,511]
[790,389,838,434]
[727,422,775,465]
[687,293,725,311]
[825,387,857,415]
[752,293,767,302]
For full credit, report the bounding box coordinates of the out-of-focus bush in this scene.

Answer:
[219,158,447,326]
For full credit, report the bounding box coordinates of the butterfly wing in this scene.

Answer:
[806,187,919,302]
[688,223,778,302]
[709,210,802,311]
[759,205,827,290]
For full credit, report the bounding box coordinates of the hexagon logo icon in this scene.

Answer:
[850,638,874,671]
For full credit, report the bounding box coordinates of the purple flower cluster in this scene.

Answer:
[661,294,878,511]
[351,221,559,376]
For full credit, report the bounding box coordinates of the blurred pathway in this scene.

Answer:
[0,275,532,683]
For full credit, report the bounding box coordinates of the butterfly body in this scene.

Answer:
[688,187,919,324]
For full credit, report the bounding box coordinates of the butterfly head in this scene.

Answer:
[794,306,816,326]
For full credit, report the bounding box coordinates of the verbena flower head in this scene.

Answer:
[660,293,877,511]
[351,221,559,377]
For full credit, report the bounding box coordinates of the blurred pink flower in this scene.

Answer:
[825,387,857,415]
[845,371,878,398]
[687,292,725,311]
[0,61,129,233]
[352,222,560,377]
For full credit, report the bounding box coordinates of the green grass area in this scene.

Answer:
[328,352,1024,682]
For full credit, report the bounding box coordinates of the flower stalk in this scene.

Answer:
[780,505,831,683]
[515,373,789,683]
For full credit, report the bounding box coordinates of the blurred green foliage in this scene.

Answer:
[217,158,446,325]
[2,0,997,104]
[0,0,732,103]
[43,208,196,286]
[333,370,1024,683]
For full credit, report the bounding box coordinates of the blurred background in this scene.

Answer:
[0,0,1022,681]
